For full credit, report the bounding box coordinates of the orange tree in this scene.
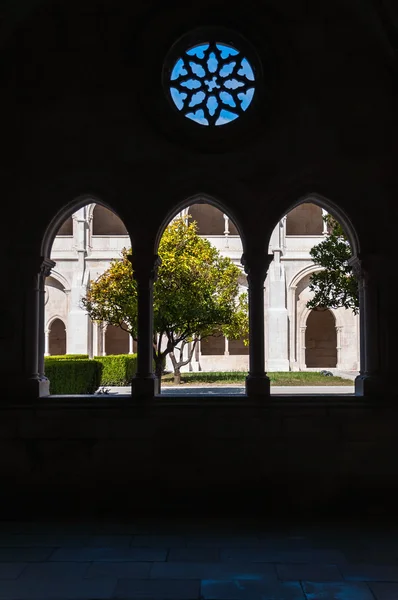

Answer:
[82,217,248,384]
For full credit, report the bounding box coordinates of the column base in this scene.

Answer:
[131,375,159,398]
[355,373,389,396]
[245,374,271,397]
[17,376,51,401]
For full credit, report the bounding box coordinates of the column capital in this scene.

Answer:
[348,253,383,285]
[241,252,273,284]
[128,253,162,283]
[40,258,56,279]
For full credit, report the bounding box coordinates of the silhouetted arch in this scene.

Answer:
[154,193,246,253]
[41,195,131,259]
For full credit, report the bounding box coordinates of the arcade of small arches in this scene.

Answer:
[39,197,362,396]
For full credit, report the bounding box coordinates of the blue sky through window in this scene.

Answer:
[169,42,256,126]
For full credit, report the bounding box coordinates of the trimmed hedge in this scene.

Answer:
[44,358,103,395]
[94,354,137,386]
[48,354,89,360]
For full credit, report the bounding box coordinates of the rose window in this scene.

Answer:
[168,41,256,126]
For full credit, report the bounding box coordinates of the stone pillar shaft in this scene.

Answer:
[241,252,273,397]
[129,252,161,398]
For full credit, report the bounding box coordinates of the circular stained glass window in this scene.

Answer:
[168,41,256,126]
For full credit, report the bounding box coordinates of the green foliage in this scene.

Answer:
[94,354,137,386]
[44,358,103,394]
[82,217,249,380]
[307,214,359,313]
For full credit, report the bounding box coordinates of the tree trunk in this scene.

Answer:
[173,369,181,385]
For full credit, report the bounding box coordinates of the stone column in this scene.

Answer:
[335,325,343,369]
[288,285,297,368]
[349,254,383,396]
[23,257,54,398]
[322,209,329,235]
[129,252,161,398]
[300,326,307,369]
[224,337,229,356]
[241,252,273,397]
[38,259,56,387]
[223,214,230,248]
[44,330,50,356]
[266,250,290,371]
[129,334,134,354]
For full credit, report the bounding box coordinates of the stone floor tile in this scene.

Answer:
[201,578,304,600]
[0,547,54,561]
[276,563,343,581]
[130,535,187,547]
[0,562,26,579]
[0,534,92,547]
[220,548,347,563]
[341,563,398,581]
[302,580,375,599]
[368,582,398,599]
[150,561,277,580]
[114,577,200,598]
[85,561,151,578]
[18,561,91,579]
[86,534,133,547]
[167,547,220,562]
[49,546,167,561]
[186,536,262,547]
[0,576,117,599]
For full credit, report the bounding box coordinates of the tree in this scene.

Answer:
[306,214,359,314]
[82,217,248,385]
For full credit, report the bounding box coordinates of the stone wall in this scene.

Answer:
[0,398,397,518]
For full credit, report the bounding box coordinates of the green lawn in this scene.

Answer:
[161,371,354,386]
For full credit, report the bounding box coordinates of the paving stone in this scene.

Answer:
[0,576,117,599]
[0,534,92,547]
[86,535,133,547]
[201,578,304,599]
[341,564,398,581]
[150,561,277,580]
[85,561,151,578]
[302,581,375,599]
[0,562,26,579]
[114,577,200,598]
[167,547,220,562]
[186,536,262,547]
[130,534,187,547]
[49,546,167,561]
[276,563,343,581]
[368,582,398,599]
[0,547,55,561]
[220,548,347,563]
[18,561,91,579]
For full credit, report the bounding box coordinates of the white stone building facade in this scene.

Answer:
[45,201,359,372]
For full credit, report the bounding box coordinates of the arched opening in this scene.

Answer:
[92,205,128,235]
[105,324,133,355]
[305,309,337,367]
[40,198,132,395]
[48,318,66,355]
[155,196,248,387]
[266,195,360,386]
